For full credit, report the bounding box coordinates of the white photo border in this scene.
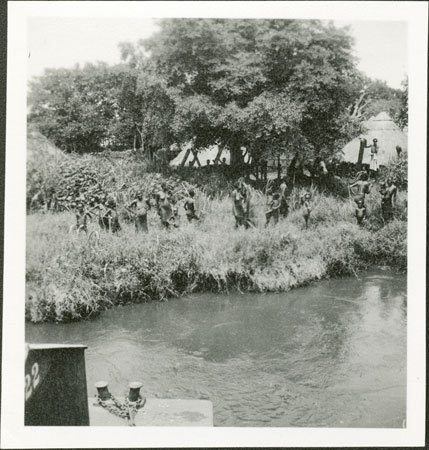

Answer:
[2,1,427,448]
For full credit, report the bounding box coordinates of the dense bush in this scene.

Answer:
[354,219,407,271]
[27,148,198,212]
[382,152,408,189]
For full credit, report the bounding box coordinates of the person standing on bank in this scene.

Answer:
[101,197,121,233]
[379,182,392,223]
[379,179,397,224]
[387,177,398,209]
[386,178,398,219]
[71,202,93,234]
[155,183,168,217]
[239,178,256,229]
[265,192,281,226]
[158,191,176,229]
[301,192,312,230]
[279,177,289,218]
[184,190,200,222]
[349,171,372,206]
[129,193,151,232]
[232,181,246,228]
[170,196,180,227]
[355,199,367,226]
[369,138,379,177]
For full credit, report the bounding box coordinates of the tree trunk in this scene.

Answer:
[357,139,366,170]
[230,141,243,176]
[135,123,144,154]
[348,92,369,119]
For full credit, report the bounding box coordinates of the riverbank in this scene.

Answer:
[26,188,407,323]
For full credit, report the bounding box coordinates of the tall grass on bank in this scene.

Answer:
[26,189,407,323]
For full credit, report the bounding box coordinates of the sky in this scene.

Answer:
[27,17,407,89]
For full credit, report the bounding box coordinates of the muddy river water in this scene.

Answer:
[26,269,406,427]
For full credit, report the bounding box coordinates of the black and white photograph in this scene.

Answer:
[2,1,427,448]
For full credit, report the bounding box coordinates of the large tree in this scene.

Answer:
[134,19,363,166]
[29,19,380,164]
[119,42,178,157]
[28,63,127,153]
[347,78,402,121]
[396,76,408,130]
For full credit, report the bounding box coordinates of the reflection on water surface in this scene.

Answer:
[26,269,406,427]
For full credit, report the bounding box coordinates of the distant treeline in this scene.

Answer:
[28,19,408,164]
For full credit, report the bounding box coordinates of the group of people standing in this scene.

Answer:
[231,178,255,229]
[233,177,312,230]
[126,183,200,232]
[71,196,121,235]
[358,137,380,175]
[72,166,399,237]
[72,183,200,235]
[349,171,398,225]
[264,178,290,226]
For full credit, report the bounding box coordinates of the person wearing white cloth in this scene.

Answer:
[369,138,379,175]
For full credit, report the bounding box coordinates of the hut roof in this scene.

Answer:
[170,142,250,167]
[361,111,401,131]
[361,115,376,131]
[339,112,408,166]
[27,128,65,160]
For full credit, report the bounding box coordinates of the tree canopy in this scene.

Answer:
[28,63,127,153]
[28,19,407,165]
[134,19,363,163]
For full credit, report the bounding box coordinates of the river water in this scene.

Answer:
[26,269,406,427]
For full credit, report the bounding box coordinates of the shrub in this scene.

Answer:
[27,149,199,212]
[383,152,408,189]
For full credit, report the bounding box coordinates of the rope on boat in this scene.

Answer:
[96,393,146,426]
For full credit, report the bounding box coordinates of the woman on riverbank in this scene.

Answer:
[279,178,289,218]
[239,178,256,229]
[265,192,281,226]
[301,192,312,229]
[129,193,150,232]
[71,203,92,234]
[369,139,379,177]
[98,197,121,233]
[380,179,398,223]
[158,192,175,228]
[232,182,246,228]
[349,172,372,205]
[184,190,200,222]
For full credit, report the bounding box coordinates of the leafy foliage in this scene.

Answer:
[135,19,366,162]
[28,63,129,152]
[362,79,402,119]
[396,76,408,129]
[383,151,408,189]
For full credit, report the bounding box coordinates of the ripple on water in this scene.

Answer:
[26,269,406,427]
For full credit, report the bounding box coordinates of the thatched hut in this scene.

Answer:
[169,142,251,167]
[27,128,64,160]
[339,112,408,166]
[360,115,376,131]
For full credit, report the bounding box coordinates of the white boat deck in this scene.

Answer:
[88,397,213,426]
